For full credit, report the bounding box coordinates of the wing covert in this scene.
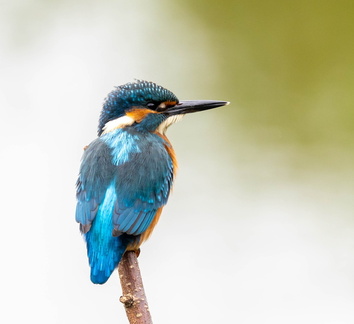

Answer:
[76,129,174,237]
[75,138,116,233]
[111,133,174,236]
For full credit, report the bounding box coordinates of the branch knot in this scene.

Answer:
[119,293,135,308]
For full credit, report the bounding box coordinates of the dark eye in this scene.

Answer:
[146,102,157,109]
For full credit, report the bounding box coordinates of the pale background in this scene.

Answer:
[1,1,354,323]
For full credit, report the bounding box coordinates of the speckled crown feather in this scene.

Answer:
[98,80,179,135]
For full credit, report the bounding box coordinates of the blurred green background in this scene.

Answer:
[1,0,353,323]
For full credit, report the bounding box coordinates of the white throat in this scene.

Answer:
[156,115,185,134]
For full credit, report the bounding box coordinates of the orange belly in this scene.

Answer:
[126,207,164,251]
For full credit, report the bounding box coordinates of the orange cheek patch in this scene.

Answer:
[164,101,177,107]
[126,108,157,123]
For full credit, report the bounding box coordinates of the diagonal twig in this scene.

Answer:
[118,251,153,324]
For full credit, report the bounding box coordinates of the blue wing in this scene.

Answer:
[111,134,173,235]
[75,139,116,233]
[75,129,173,283]
[76,129,173,235]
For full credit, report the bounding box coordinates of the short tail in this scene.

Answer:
[85,232,133,284]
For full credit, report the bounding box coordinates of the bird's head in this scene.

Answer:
[98,80,228,136]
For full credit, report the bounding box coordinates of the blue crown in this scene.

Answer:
[98,80,179,135]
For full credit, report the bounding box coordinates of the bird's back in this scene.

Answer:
[76,128,175,283]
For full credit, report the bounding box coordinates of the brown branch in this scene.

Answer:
[118,251,153,324]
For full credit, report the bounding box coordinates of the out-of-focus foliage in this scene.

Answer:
[184,0,354,150]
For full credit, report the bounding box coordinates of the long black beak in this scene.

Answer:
[165,100,229,116]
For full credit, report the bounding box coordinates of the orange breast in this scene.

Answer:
[126,207,164,251]
[156,132,178,177]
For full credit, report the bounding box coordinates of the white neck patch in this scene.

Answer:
[101,113,184,135]
[101,115,135,135]
[156,115,185,134]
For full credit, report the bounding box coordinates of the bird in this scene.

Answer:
[75,80,228,284]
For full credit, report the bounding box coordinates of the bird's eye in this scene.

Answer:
[146,102,156,109]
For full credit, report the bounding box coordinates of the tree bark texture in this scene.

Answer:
[118,251,153,324]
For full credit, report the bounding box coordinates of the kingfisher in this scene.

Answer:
[76,80,228,284]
